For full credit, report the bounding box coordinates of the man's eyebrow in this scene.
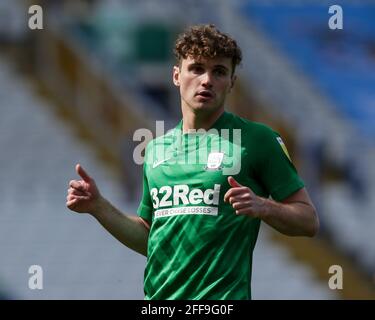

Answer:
[188,63,229,71]
[214,65,229,71]
[188,62,204,67]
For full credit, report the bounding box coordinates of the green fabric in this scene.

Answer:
[137,111,304,299]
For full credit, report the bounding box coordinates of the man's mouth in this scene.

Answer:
[196,90,214,99]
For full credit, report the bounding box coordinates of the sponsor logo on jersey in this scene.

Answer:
[150,184,221,218]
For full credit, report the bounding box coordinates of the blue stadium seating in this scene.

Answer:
[240,4,375,141]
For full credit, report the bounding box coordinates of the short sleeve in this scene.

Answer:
[254,127,304,201]
[137,145,153,224]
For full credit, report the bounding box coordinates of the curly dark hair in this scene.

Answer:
[174,24,242,75]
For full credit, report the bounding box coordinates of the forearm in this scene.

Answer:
[260,198,319,237]
[90,197,149,256]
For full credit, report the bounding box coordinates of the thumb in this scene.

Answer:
[76,164,92,183]
[228,176,242,188]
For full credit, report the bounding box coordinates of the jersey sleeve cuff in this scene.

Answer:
[270,179,305,202]
[137,203,153,222]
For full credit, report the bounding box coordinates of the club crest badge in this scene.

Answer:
[205,152,224,170]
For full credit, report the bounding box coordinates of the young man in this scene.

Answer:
[66,24,319,299]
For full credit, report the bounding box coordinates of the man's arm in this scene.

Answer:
[224,176,319,237]
[90,198,149,256]
[66,164,149,256]
[259,187,319,237]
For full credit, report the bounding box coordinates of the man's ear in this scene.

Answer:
[173,65,180,86]
[229,75,237,92]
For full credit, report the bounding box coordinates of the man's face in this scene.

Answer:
[173,56,236,114]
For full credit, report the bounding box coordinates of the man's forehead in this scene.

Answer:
[183,56,231,68]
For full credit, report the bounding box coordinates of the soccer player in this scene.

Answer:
[66,24,319,299]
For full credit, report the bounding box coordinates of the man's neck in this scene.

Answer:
[181,106,225,134]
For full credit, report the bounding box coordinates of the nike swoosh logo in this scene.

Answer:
[152,158,171,169]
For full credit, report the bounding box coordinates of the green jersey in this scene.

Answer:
[137,111,304,300]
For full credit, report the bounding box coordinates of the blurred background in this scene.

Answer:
[0,0,374,299]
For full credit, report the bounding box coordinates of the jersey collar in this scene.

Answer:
[172,110,231,152]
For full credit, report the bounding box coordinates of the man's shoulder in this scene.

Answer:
[229,112,277,136]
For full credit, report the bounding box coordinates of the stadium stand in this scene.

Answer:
[239,2,375,140]
[0,56,146,298]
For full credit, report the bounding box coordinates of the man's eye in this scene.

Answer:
[214,69,226,76]
[191,66,204,73]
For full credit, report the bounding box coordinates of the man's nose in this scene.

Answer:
[201,72,213,87]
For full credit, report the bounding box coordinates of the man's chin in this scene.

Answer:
[191,102,216,112]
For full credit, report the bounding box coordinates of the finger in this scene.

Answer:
[69,180,86,191]
[232,201,251,210]
[67,198,78,209]
[224,187,247,202]
[228,176,243,188]
[68,187,87,194]
[235,207,256,216]
[68,195,91,201]
[68,188,90,197]
[67,194,82,202]
[228,194,251,204]
[76,164,92,183]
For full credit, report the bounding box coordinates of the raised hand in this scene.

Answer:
[66,164,101,214]
[224,176,266,218]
